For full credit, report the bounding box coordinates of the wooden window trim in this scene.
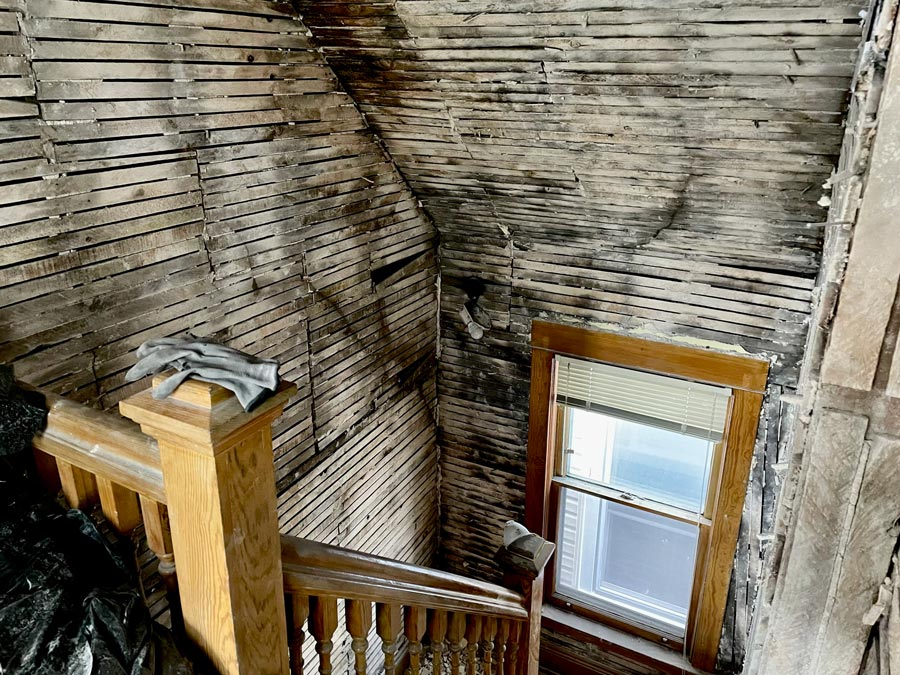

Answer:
[526,321,767,671]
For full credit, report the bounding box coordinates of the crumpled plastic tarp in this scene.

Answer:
[0,367,196,675]
[0,365,47,456]
[0,481,196,675]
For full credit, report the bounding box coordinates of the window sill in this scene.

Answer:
[541,605,712,675]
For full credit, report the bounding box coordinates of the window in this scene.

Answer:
[526,322,767,670]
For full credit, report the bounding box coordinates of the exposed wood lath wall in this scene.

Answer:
[0,2,439,665]
[297,2,866,669]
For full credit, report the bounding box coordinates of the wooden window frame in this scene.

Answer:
[526,321,768,671]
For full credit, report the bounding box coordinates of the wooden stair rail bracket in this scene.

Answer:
[496,531,555,675]
[120,375,296,675]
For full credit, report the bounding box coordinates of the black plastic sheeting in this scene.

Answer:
[0,370,197,675]
[0,365,46,456]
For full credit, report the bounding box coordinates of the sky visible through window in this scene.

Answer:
[566,407,715,513]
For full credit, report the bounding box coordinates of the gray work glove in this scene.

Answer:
[125,338,279,412]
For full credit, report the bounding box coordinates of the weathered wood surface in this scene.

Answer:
[295,0,865,669]
[747,4,900,673]
[755,410,870,674]
[0,0,437,482]
[1,0,875,671]
[1,1,438,671]
[814,434,900,673]
[820,7,900,391]
[0,0,439,526]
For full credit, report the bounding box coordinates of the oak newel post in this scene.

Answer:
[496,529,555,675]
[120,376,296,675]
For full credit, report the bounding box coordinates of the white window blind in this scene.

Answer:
[555,355,732,441]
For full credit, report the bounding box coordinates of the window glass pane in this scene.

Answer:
[556,488,699,637]
[565,407,715,512]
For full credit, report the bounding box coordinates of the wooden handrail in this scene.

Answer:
[281,536,529,621]
[27,386,166,503]
[24,383,530,620]
[23,378,553,675]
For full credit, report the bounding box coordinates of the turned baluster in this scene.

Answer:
[346,599,372,675]
[429,610,448,675]
[506,621,521,675]
[376,603,401,675]
[465,615,482,675]
[495,619,510,675]
[482,617,497,675]
[140,496,182,635]
[448,612,466,675]
[405,606,427,675]
[97,477,141,534]
[310,596,338,675]
[56,459,99,509]
[287,595,309,675]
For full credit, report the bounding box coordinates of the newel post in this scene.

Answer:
[120,376,296,675]
[496,529,555,675]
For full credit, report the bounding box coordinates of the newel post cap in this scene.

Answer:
[119,374,297,453]
[495,523,555,579]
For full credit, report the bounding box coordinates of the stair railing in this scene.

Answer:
[281,533,553,675]
[24,376,553,675]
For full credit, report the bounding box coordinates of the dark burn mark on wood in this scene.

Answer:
[371,249,428,286]
[0,0,875,671]
[396,352,436,391]
[459,277,487,302]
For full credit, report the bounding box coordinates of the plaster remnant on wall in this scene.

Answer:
[572,319,754,356]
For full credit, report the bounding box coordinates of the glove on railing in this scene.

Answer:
[125,338,279,412]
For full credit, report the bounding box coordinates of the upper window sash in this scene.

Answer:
[555,355,732,441]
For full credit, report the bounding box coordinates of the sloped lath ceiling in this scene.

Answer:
[299,0,861,292]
